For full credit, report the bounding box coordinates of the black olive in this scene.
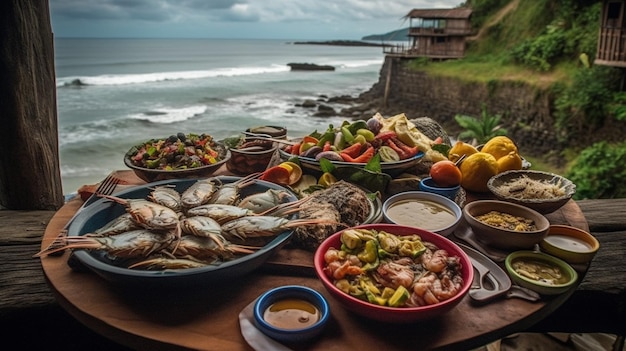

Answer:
[177,132,187,142]
[167,135,178,143]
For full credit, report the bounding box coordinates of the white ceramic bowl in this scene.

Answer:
[382,191,462,236]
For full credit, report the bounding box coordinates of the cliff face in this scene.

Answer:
[352,57,626,166]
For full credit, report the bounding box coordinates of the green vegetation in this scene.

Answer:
[454,104,508,144]
[566,142,626,200]
[428,0,625,199]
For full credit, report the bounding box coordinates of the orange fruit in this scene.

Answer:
[448,141,478,163]
[482,136,518,160]
[459,152,498,193]
[496,151,523,173]
[278,161,303,185]
[429,160,463,187]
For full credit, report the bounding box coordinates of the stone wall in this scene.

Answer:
[345,56,626,166]
[361,57,561,162]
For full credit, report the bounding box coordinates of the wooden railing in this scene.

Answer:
[596,27,626,67]
[409,27,472,36]
[383,43,465,59]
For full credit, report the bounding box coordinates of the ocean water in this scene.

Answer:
[55,38,385,194]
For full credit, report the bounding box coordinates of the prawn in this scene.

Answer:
[208,173,259,205]
[238,189,293,213]
[421,248,449,273]
[98,194,180,231]
[35,229,177,258]
[220,216,338,241]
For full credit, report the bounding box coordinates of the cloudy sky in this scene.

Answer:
[49,0,464,40]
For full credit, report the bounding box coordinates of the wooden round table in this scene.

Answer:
[39,171,589,351]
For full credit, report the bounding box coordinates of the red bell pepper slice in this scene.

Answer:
[341,145,374,163]
[340,143,364,158]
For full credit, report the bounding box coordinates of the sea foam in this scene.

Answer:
[56,65,290,87]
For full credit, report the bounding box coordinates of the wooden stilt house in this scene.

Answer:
[384,7,473,59]
[596,0,626,67]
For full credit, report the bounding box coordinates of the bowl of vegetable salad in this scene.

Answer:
[314,223,473,323]
[124,132,231,182]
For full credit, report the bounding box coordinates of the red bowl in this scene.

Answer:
[314,224,473,323]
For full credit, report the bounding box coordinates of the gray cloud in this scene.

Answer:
[49,0,462,38]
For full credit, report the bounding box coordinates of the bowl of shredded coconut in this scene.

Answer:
[487,170,576,214]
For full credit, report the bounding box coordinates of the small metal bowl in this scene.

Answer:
[253,285,330,343]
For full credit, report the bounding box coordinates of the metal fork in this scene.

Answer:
[43,173,120,254]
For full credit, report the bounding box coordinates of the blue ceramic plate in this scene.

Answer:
[67,176,298,287]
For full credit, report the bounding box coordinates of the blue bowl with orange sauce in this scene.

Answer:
[253,285,330,343]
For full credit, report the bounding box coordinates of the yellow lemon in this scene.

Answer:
[459,152,498,193]
[482,136,518,160]
[496,151,523,173]
[318,172,337,187]
[278,161,303,185]
[448,141,478,162]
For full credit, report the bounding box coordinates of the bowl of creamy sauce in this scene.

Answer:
[382,191,462,236]
[540,225,600,264]
[253,285,329,343]
[505,251,578,295]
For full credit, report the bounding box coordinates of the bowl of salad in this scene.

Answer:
[124,132,231,182]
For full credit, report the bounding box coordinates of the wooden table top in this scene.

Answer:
[39,170,589,351]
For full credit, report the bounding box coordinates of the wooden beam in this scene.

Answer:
[0,0,63,210]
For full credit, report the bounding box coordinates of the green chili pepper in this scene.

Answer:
[357,239,378,263]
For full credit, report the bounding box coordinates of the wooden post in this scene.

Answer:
[0,0,63,210]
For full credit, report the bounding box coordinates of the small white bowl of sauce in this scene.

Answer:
[253,285,330,343]
[382,191,462,236]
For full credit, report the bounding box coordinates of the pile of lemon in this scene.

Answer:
[448,136,523,192]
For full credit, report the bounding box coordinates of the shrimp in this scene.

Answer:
[374,259,415,289]
[238,189,293,213]
[325,260,363,280]
[166,235,256,261]
[220,216,337,241]
[208,173,259,205]
[179,216,225,249]
[98,194,180,231]
[421,248,449,273]
[185,204,257,224]
[412,272,440,305]
[35,229,177,258]
[431,271,463,301]
[87,213,140,237]
[412,271,463,305]
[128,257,209,270]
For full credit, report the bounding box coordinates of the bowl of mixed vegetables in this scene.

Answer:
[314,223,473,323]
[124,132,230,182]
[279,118,425,178]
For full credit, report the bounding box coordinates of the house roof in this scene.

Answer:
[405,8,473,19]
